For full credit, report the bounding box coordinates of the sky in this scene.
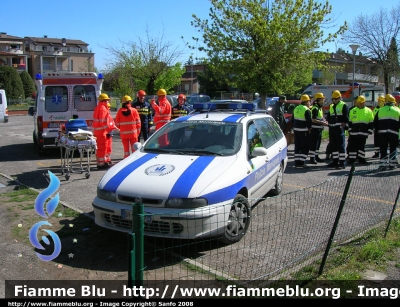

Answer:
[2,0,398,72]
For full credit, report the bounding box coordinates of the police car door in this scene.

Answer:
[248,118,282,200]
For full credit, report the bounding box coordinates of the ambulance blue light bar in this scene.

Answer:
[193,102,254,111]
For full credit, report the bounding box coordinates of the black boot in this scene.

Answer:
[315,156,324,163]
[327,160,338,168]
[309,158,318,164]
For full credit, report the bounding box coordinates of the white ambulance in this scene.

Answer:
[302,83,385,114]
[0,89,8,123]
[28,72,104,154]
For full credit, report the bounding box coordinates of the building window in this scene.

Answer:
[43,58,51,70]
[71,60,73,71]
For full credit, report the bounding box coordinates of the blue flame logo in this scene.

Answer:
[29,171,62,261]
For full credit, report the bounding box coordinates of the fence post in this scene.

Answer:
[318,164,355,275]
[128,201,144,288]
[384,186,400,238]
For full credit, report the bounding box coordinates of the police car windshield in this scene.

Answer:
[144,121,241,156]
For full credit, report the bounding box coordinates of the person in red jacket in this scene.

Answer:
[150,88,171,147]
[115,95,141,158]
[105,102,118,165]
[93,93,115,169]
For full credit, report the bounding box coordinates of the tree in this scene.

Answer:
[341,4,400,94]
[0,66,24,99]
[197,59,232,96]
[190,0,347,108]
[104,26,185,96]
[20,71,36,99]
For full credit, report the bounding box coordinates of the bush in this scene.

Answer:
[20,71,36,99]
[0,66,24,99]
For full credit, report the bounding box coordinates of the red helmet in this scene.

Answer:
[138,90,146,97]
[178,94,186,100]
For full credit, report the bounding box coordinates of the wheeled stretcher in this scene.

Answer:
[57,130,97,180]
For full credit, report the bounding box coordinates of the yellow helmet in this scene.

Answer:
[157,88,167,96]
[98,93,110,101]
[331,90,341,99]
[300,94,311,102]
[356,95,366,104]
[314,92,325,99]
[385,94,395,103]
[122,95,132,103]
[378,95,385,107]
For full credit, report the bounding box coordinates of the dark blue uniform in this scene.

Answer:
[132,98,153,141]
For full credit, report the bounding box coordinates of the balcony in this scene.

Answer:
[0,47,23,54]
[42,50,64,56]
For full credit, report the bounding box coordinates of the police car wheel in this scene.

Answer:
[219,194,251,245]
[269,163,283,196]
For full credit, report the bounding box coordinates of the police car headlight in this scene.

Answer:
[97,188,116,202]
[165,198,208,208]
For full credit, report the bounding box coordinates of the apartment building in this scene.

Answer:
[0,32,94,79]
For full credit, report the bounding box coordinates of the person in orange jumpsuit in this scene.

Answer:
[150,88,171,147]
[93,93,114,169]
[105,102,118,165]
[115,95,141,158]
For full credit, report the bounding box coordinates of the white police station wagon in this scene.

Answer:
[92,102,288,244]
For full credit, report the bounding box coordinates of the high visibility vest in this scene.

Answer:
[328,101,347,127]
[348,107,374,137]
[376,104,400,135]
[311,105,324,129]
[293,104,310,132]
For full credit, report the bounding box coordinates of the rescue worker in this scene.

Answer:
[171,94,190,120]
[308,93,328,164]
[326,90,349,169]
[372,95,385,158]
[93,94,114,169]
[115,95,141,158]
[253,93,261,110]
[292,94,312,168]
[346,95,359,160]
[150,88,172,147]
[250,132,263,153]
[132,90,153,141]
[347,95,374,165]
[271,95,287,132]
[374,94,400,169]
[105,102,118,165]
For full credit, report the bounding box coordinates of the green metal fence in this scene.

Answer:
[127,162,399,293]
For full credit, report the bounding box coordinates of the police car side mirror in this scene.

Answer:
[133,142,142,151]
[251,147,268,157]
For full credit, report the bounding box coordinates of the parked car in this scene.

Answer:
[282,99,301,133]
[145,95,178,107]
[265,97,280,112]
[392,91,400,103]
[92,102,288,244]
[185,94,211,111]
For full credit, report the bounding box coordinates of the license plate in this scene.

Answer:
[121,210,152,223]
[48,122,62,128]
[121,209,131,219]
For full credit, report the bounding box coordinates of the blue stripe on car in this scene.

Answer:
[223,114,244,122]
[103,154,158,192]
[169,156,215,198]
[201,152,285,205]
